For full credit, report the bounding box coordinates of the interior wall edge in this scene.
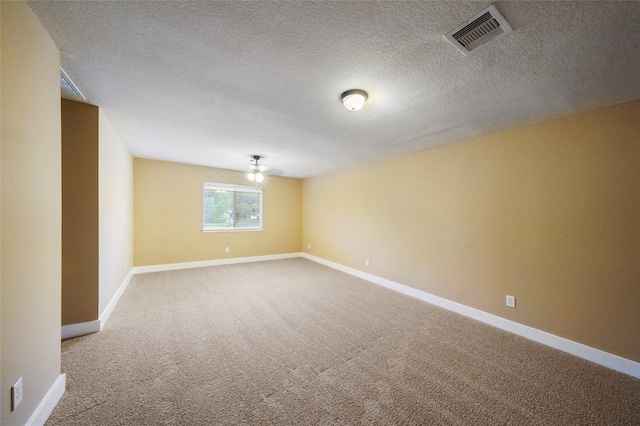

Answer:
[61,268,136,340]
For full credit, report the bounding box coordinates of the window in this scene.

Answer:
[203,182,263,231]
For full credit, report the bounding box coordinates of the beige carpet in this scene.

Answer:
[47,258,639,425]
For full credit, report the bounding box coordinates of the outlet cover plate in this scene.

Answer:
[11,377,23,411]
[506,295,516,308]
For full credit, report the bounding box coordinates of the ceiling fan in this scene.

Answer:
[246,155,284,182]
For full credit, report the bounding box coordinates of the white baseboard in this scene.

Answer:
[302,253,640,379]
[61,320,100,340]
[27,373,65,426]
[62,254,302,339]
[131,252,303,274]
[99,270,135,329]
[60,252,639,379]
[61,270,135,340]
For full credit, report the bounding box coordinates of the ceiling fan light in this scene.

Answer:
[341,89,368,111]
[247,155,266,182]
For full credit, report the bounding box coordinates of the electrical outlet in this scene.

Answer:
[308,244,311,250]
[365,259,370,267]
[225,247,230,253]
[506,295,516,308]
[11,377,23,411]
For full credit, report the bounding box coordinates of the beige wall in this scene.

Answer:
[99,110,134,315]
[1,1,3,410]
[61,101,134,325]
[134,158,302,266]
[302,99,640,362]
[1,1,62,424]
[62,99,99,325]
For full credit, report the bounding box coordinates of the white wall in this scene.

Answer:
[1,2,64,424]
[99,110,134,317]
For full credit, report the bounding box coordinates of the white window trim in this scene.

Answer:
[202,182,263,232]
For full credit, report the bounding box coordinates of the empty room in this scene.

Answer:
[1,1,639,425]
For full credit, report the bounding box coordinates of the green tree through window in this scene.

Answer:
[203,183,262,231]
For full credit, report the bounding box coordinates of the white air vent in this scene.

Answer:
[60,68,86,100]
[444,4,512,55]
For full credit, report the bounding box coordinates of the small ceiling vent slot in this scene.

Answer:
[60,68,86,100]
[444,4,512,55]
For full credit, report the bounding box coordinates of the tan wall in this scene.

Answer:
[61,102,134,325]
[302,99,640,362]
[99,110,134,314]
[1,1,3,406]
[62,99,99,324]
[134,158,302,266]
[1,1,62,423]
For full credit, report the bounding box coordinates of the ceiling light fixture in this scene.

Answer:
[340,89,368,111]
[247,155,265,183]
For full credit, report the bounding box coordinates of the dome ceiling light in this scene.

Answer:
[340,89,368,111]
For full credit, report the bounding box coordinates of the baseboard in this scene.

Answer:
[301,253,640,379]
[62,254,302,340]
[62,270,135,340]
[27,373,65,426]
[62,252,639,378]
[132,252,304,274]
[99,270,135,329]
[61,320,101,340]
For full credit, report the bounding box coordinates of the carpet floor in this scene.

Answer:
[47,258,639,425]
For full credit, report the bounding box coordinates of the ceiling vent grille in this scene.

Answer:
[60,68,86,100]
[444,4,512,55]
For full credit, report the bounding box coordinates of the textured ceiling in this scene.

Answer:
[29,1,640,178]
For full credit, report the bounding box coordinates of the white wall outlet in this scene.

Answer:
[506,295,516,308]
[225,247,230,253]
[308,244,311,250]
[11,377,23,411]
[365,259,370,267]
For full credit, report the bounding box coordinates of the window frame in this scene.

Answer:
[202,182,263,232]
